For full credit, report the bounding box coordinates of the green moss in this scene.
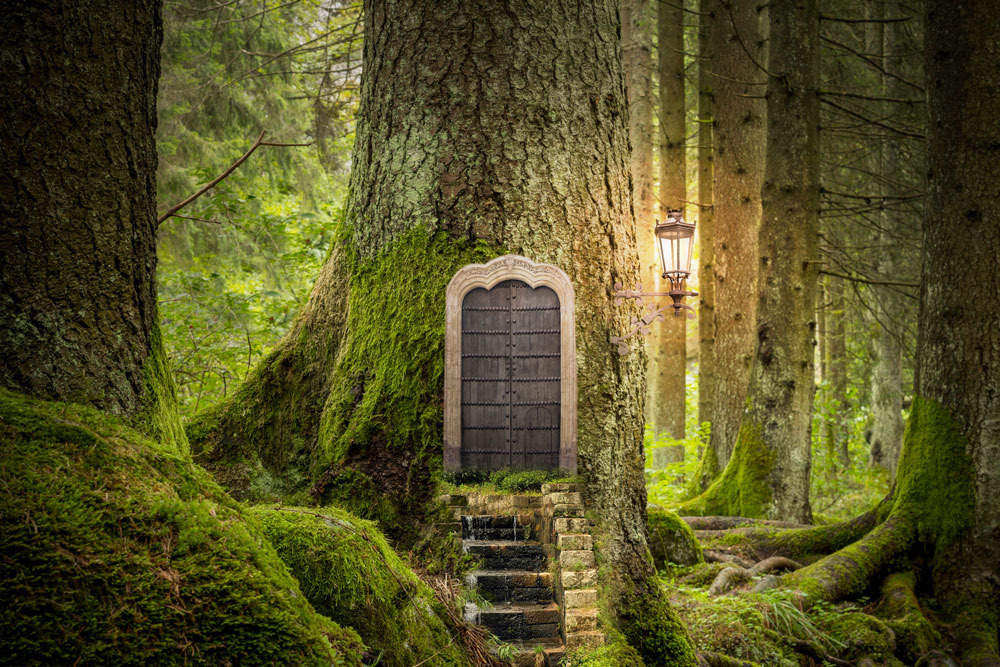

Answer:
[135,325,188,455]
[562,629,645,666]
[648,509,703,568]
[677,421,774,519]
[0,389,365,666]
[249,506,472,667]
[619,585,700,667]
[893,397,975,552]
[310,229,503,536]
[820,612,895,661]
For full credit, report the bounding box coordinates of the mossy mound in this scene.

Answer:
[648,509,703,568]
[562,630,645,666]
[0,390,365,666]
[820,612,896,662]
[250,505,472,667]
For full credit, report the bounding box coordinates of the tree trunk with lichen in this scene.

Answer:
[188,2,697,662]
[0,0,182,447]
[655,0,687,440]
[682,0,818,523]
[696,0,765,488]
[777,4,1000,662]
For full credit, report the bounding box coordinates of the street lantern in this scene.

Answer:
[655,209,695,288]
[611,209,698,356]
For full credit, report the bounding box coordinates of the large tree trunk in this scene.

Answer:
[684,0,818,523]
[695,0,715,440]
[654,0,688,440]
[780,3,1000,661]
[189,1,697,661]
[697,0,765,487]
[0,0,181,445]
[826,276,850,467]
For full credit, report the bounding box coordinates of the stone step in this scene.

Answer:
[507,636,566,667]
[466,569,553,604]
[461,515,531,541]
[465,601,561,641]
[463,539,546,571]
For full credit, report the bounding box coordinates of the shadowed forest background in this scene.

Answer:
[0,0,997,666]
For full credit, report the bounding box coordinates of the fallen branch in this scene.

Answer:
[682,516,811,531]
[157,130,312,225]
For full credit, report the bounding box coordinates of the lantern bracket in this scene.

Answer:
[610,282,697,356]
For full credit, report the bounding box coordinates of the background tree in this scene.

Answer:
[655,0,689,441]
[695,0,765,487]
[188,1,697,661]
[684,0,820,523]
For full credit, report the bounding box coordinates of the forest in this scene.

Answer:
[0,0,997,666]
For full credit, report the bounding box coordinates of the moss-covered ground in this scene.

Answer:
[249,505,472,667]
[0,389,366,666]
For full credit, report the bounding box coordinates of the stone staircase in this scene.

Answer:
[462,515,563,665]
[455,487,602,666]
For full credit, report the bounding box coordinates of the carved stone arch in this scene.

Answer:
[444,255,577,473]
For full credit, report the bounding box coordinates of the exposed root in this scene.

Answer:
[780,513,912,605]
[696,499,890,562]
[708,557,803,596]
[703,550,754,569]
[682,516,810,531]
[698,651,761,667]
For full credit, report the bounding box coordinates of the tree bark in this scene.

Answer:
[695,0,716,440]
[654,0,688,440]
[827,276,850,467]
[683,0,818,523]
[189,2,697,661]
[0,0,180,444]
[699,0,765,485]
[919,2,1000,661]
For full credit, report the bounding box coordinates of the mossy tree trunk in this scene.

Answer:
[779,3,1000,661]
[697,0,765,487]
[0,0,182,447]
[827,276,850,467]
[695,0,716,442]
[655,0,688,440]
[684,0,819,523]
[189,2,697,662]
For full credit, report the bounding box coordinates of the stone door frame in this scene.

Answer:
[444,255,577,473]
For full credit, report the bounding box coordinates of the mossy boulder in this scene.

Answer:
[0,390,365,666]
[648,509,703,567]
[250,505,472,667]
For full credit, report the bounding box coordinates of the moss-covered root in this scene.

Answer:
[249,505,473,667]
[0,390,365,666]
[676,422,774,519]
[696,499,888,562]
[648,509,704,568]
[875,572,942,664]
[941,593,1000,667]
[699,653,762,667]
[780,514,913,604]
[618,582,700,667]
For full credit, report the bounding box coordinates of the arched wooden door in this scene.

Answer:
[460,280,561,470]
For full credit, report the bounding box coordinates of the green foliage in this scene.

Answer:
[442,467,573,493]
[250,506,472,667]
[157,0,360,417]
[645,422,710,506]
[561,629,645,666]
[0,390,365,666]
[809,381,891,521]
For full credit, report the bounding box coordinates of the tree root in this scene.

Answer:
[695,498,890,563]
[780,513,912,604]
[698,651,760,667]
[682,516,810,531]
[708,557,803,596]
[703,550,754,569]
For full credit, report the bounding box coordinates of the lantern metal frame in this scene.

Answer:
[611,209,698,356]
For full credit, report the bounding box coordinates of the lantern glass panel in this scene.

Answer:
[655,218,695,278]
